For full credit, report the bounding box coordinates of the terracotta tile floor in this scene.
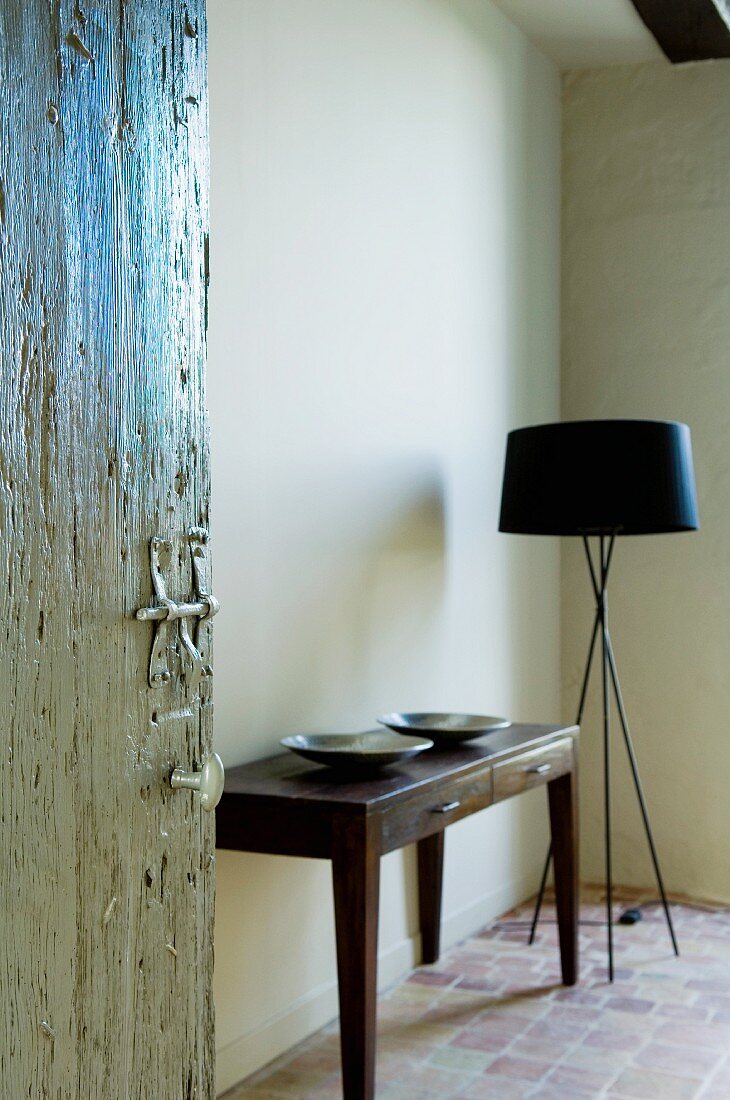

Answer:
[222,888,730,1099]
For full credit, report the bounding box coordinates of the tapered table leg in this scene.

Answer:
[547,769,579,986]
[332,816,381,1100]
[417,831,445,964]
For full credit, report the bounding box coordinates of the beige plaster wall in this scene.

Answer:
[207,0,561,1091]
[561,60,730,904]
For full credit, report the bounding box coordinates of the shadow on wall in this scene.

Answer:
[213,457,447,759]
[269,462,446,733]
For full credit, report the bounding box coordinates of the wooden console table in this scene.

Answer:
[217,722,579,1100]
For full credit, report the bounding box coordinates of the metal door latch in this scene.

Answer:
[136,529,219,689]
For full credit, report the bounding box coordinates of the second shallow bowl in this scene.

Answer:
[377,712,511,744]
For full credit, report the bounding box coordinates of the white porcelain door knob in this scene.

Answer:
[170,752,225,812]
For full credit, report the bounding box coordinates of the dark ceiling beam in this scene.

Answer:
[630,0,730,62]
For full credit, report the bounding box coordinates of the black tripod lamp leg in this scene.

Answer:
[599,535,615,982]
[576,608,601,726]
[605,633,680,957]
[529,842,552,945]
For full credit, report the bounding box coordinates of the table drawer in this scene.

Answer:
[492,738,573,804]
[379,766,493,853]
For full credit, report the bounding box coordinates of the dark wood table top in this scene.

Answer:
[222,722,577,812]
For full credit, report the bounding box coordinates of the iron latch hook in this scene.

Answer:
[136,529,219,689]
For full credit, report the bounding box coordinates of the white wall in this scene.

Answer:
[207,1,561,1091]
[562,60,730,905]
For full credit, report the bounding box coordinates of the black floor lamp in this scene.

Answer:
[498,419,699,981]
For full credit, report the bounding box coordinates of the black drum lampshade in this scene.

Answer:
[499,419,699,537]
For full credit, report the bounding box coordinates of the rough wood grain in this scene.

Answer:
[0,2,214,1097]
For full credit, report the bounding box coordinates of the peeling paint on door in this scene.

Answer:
[0,2,214,1097]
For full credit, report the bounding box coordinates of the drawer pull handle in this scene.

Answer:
[432,800,460,813]
[528,763,552,775]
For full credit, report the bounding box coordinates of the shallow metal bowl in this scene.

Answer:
[377,712,511,743]
[280,730,433,770]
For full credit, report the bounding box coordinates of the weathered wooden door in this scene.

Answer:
[0,3,216,1097]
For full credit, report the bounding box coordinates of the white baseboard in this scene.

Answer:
[216,978,340,1096]
[438,872,536,953]
[215,933,419,1095]
[215,872,535,1096]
